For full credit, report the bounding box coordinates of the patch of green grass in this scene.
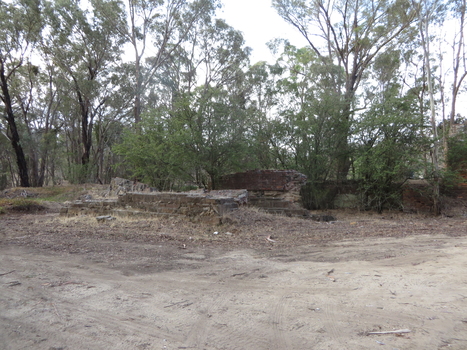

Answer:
[0,198,45,212]
[3,184,109,208]
[5,185,88,202]
[30,186,80,202]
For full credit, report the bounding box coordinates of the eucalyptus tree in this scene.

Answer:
[8,57,64,187]
[244,61,283,169]
[269,43,347,181]
[413,0,447,213]
[123,0,219,124]
[0,0,42,187]
[442,0,467,191]
[42,0,127,182]
[356,50,428,212]
[90,64,134,183]
[114,108,182,188]
[272,0,417,179]
[115,18,252,189]
[448,0,467,130]
[355,91,425,212]
[175,18,252,188]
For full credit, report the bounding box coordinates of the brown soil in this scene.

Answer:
[1,189,467,349]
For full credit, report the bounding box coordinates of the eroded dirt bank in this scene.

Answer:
[1,210,467,349]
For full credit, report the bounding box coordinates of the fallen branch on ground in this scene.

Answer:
[367,329,411,335]
[0,270,15,276]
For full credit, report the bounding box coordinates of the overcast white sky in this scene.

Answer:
[219,0,308,63]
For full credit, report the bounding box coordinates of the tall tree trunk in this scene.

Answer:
[129,0,143,125]
[336,89,356,181]
[134,49,142,125]
[81,111,91,167]
[449,0,467,133]
[74,82,92,167]
[419,0,440,214]
[0,63,30,187]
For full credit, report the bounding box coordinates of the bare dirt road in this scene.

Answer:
[1,208,467,350]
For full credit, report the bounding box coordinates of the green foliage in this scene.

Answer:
[115,83,254,190]
[0,159,8,190]
[245,62,283,168]
[0,174,7,191]
[439,169,465,197]
[0,0,42,51]
[0,0,44,187]
[354,84,427,212]
[268,44,348,181]
[0,0,460,213]
[65,163,95,184]
[33,186,79,202]
[185,87,253,188]
[300,182,338,210]
[447,135,467,173]
[273,0,417,180]
[114,111,185,190]
[114,16,254,190]
[41,0,128,183]
[444,134,467,195]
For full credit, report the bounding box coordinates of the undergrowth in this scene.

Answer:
[0,198,45,212]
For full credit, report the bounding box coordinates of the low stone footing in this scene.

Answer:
[60,192,239,224]
[247,196,310,217]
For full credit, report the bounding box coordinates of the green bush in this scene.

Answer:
[300,182,338,210]
[447,136,467,174]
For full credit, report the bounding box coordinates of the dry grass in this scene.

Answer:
[1,184,110,202]
[5,184,467,250]
[0,198,45,212]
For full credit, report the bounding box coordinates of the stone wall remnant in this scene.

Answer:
[60,172,335,221]
[109,177,156,196]
[61,191,239,224]
[218,170,315,218]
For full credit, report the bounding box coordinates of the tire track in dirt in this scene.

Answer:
[207,324,271,350]
[76,307,184,343]
[0,315,113,350]
[0,277,184,346]
[182,268,273,349]
[182,289,230,349]
[270,293,296,350]
[195,281,318,349]
[1,287,184,347]
[321,302,348,350]
[204,294,270,350]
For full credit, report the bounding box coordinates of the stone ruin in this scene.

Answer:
[61,190,243,224]
[218,169,309,216]
[61,170,335,223]
[109,177,155,195]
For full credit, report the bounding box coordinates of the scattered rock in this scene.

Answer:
[96,215,116,223]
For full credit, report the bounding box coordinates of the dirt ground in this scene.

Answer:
[1,200,467,349]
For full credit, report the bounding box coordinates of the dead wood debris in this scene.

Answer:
[367,329,411,335]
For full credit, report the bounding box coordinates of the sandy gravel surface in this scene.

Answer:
[1,208,467,349]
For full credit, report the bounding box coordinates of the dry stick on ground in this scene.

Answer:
[164,300,190,308]
[367,329,411,335]
[0,270,15,276]
[52,302,62,321]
